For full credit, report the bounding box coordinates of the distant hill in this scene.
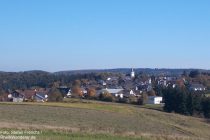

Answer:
[0,68,209,76]
[0,68,210,76]
[54,68,210,76]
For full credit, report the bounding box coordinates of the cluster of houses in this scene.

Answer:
[7,88,49,102]
[4,69,207,105]
[156,76,207,92]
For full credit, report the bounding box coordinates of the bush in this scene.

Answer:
[138,93,148,105]
[118,98,128,103]
[71,86,83,98]
[48,88,63,102]
[87,88,96,99]
[148,90,156,96]
[128,96,138,104]
[99,92,115,102]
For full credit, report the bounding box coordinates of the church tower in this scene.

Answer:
[131,68,135,78]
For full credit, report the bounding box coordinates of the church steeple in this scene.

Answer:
[131,68,135,78]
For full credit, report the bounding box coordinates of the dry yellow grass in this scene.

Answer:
[0,101,210,140]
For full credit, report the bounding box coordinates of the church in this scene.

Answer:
[131,68,135,78]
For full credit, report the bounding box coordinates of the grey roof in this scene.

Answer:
[190,84,205,88]
[100,88,124,94]
[35,93,46,99]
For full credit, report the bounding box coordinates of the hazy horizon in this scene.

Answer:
[0,0,210,72]
[0,67,209,73]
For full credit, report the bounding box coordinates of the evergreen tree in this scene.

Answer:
[175,88,188,114]
[186,92,194,115]
[163,87,175,112]
[192,93,203,115]
[202,97,210,118]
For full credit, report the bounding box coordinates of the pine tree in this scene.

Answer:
[202,97,210,118]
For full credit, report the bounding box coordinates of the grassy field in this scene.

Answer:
[0,100,210,140]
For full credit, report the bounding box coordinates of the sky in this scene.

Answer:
[0,0,210,72]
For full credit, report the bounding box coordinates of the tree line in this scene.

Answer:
[0,71,110,91]
[163,87,210,118]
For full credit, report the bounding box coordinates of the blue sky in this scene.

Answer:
[0,0,209,72]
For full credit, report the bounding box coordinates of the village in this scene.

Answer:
[3,69,207,105]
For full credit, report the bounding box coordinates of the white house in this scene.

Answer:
[8,91,25,102]
[147,96,163,104]
[66,89,72,98]
[129,90,135,95]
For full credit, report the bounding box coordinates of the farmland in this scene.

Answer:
[0,100,210,140]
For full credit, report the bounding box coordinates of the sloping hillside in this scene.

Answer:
[0,101,210,140]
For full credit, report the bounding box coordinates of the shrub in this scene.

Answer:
[48,88,63,102]
[128,96,138,104]
[99,91,114,102]
[138,93,148,105]
[87,88,96,99]
[148,90,156,96]
[71,86,83,98]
